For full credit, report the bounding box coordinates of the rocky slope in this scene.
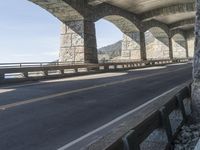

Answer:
[98,40,121,61]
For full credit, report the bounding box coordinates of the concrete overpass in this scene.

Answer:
[29,0,195,63]
[0,0,199,150]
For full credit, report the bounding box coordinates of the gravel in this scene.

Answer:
[174,123,200,150]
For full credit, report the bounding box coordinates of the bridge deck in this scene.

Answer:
[0,63,192,150]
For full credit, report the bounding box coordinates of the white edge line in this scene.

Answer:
[58,85,179,150]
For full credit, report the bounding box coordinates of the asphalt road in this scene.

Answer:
[0,63,192,150]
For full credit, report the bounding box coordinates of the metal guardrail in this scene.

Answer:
[98,58,193,63]
[82,82,192,150]
[0,61,85,69]
[0,58,189,81]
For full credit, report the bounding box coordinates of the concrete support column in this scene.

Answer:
[121,32,141,60]
[0,74,5,80]
[185,38,189,58]
[169,37,173,60]
[140,32,147,60]
[187,37,195,58]
[172,37,187,59]
[59,20,98,64]
[192,0,200,122]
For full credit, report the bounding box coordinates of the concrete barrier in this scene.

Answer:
[194,139,200,150]
[0,58,189,84]
[81,82,192,150]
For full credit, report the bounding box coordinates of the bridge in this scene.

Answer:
[0,0,200,150]
[30,0,195,63]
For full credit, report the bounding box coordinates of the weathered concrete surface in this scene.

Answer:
[192,0,200,122]
[187,37,195,58]
[186,30,195,58]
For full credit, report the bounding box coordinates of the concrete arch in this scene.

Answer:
[90,3,141,31]
[172,33,187,58]
[95,15,141,61]
[145,27,170,60]
[142,20,170,37]
[170,29,186,39]
[103,15,139,33]
[29,0,84,22]
[29,0,98,63]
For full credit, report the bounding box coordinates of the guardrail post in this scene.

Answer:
[176,93,188,122]
[43,71,48,76]
[151,61,155,65]
[104,66,109,71]
[23,72,28,78]
[114,65,117,70]
[86,67,91,72]
[160,107,173,143]
[0,74,5,80]
[60,70,65,75]
[145,61,150,66]
[130,64,134,68]
[122,130,140,150]
[74,68,78,73]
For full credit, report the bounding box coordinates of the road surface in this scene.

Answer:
[0,63,192,150]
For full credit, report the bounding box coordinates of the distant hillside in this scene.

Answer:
[98,40,122,61]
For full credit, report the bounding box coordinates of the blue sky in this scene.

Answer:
[0,0,122,63]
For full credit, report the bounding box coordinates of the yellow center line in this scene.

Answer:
[0,66,191,111]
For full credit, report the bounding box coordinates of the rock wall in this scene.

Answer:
[192,0,200,122]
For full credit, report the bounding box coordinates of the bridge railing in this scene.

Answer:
[82,82,192,150]
[0,61,85,68]
[0,58,189,82]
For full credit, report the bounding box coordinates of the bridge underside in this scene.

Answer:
[29,0,195,63]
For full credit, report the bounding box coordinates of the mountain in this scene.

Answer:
[98,40,122,61]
